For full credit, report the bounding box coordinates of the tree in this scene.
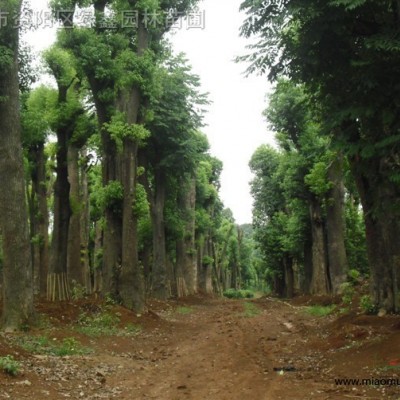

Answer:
[43,46,86,301]
[240,0,400,311]
[142,54,209,299]
[0,0,35,329]
[22,86,52,296]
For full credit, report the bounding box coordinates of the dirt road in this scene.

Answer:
[1,296,399,399]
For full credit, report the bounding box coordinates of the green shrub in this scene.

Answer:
[0,356,20,376]
[77,311,120,337]
[223,289,255,299]
[348,269,361,284]
[340,282,355,305]
[360,295,377,315]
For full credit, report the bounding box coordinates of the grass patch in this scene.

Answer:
[305,305,336,317]
[77,311,120,337]
[176,306,193,315]
[241,301,261,318]
[0,356,21,376]
[76,310,141,337]
[223,289,255,299]
[15,335,90,356]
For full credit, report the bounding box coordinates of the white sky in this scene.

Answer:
[25,0,275,224]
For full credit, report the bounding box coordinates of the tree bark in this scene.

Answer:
[350,155,400,312]
[28,143,49,296]
[48,120,71,301]
[149,170,168,300]
[80,149,92,293]
[309,196,330,295]
[176,176,197,296]
[0,0,35,329]
[326,154,348,294]
[67,145,85,289]
[284,256,294,298]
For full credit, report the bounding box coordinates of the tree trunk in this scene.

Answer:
[48,123,71,301]
[0,0,35,329]
[28,143,50,296]
[150,170,168,300]
[117,19,148,311]
[198,235,213,294]
[284,256,294,298]
[119,137,144,310]
[309,196,330,295]
[80,149,92,294]
[302,229,313,294]
[176,176,197,296]
[326,154,348,294]
[67,145,85,289]
[350,155,400,312]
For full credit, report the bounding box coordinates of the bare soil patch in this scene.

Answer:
[0,295,399,399]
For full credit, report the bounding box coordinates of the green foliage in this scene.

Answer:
[16,335,89,356]
[223,289,254,299]
[98,181,124,215]
[304,161,333,197]
[305,305,336,317]
[77,308,141,337]
[340,282,355,305]
[104,112,150,151]
[360,295,377,315]
[347,269,361,284]
[202,255,214,266]
[77,311,120,337]
[0,356,21,376]
[70,281,87,300]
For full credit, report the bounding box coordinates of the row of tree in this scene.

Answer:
[242,0,400,312]
[0,0,254,331]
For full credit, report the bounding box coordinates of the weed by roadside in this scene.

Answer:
[13,335,91,356]
[305,305,336,317]
[76,310,141,337]
[176,306,193,315]
[0,356,21,376]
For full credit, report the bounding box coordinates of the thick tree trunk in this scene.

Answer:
[309,196,330,295]
[198,235,213,294]
[80,149,92,294]
[351,156,400,312]
[28,143,49,296]
[0,0,35,329]
[48,123,71,301]
[302,229,313,294]
[150,170,168,300]
[117,19,148,311]
[119,137,144,310]
[176,177,197,296]
[67,145,85,289]
[283,256,294,298]
[326,154,348,294]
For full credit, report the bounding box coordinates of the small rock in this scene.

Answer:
[378,308,387,317]
[16,380,32,386]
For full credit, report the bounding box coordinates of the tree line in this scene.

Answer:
[0,0,258,331]
[242,0,400,313]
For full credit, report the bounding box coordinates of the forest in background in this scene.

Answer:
[0,0,400,332]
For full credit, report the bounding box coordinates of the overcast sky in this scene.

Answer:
[25,0,275,224]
